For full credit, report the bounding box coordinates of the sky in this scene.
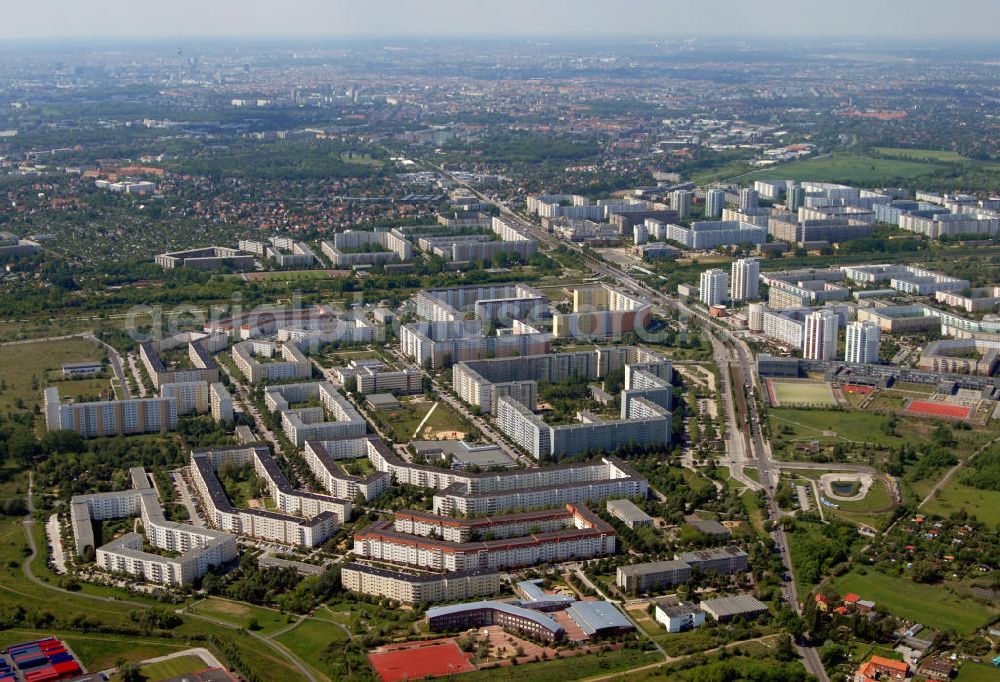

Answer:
[2,0,999,41]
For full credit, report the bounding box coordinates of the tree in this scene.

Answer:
[117,660,143,682]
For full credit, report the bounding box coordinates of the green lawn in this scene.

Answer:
[140,654,209,681]
[921,479,1000,528]
[383,398,475,442]
[769,408,902,446]
[0,519,303,679]
[956,661,1000,681]
[274,619,349,679]
[771,381,837,407]
[0,337,106,413]
[872,147,968,162]
[188,597,291,635]
[830,569,997,634]
[745,153,941,184]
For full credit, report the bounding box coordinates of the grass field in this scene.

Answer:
[274,619,350,680]
[140,654,208,681]
[0,337,105,413]
[0,519,303,679]
[830,569,997,634]
[921,479,1000,528]
[956,662,1000,681]
[771,381,837,407]
[745,153,941,184]
[872,147,968,162]
[383,398,474,442]
[188,597,291,635]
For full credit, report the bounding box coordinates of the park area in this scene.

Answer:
[766,379,838,407]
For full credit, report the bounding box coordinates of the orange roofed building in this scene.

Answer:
[855,655,908,681]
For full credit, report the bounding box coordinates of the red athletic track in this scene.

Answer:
[841,384,873,395]
[905,400,971,419]
[369,640,475,682]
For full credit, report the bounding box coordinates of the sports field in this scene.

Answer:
[768,380,837,407]
[368,640,474,682]
[906,400,972,420]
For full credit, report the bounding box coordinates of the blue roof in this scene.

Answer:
[426,600,564,633]
[566,601,634,635]
[517,579,574,604]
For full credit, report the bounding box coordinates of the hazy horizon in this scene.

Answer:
[3,0,999,41]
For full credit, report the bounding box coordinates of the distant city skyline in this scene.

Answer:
[3,0,1000,41]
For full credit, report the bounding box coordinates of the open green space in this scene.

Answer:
[188,597,291,635]
[956,661,1000,682]
[139,654,209,681]
[830,568,997,634]
[382,398,476,442]
[769,408,902,446]
[0,519,303,679]
[273,619,349,679]
[921,478,1000,528]
[872,147,968,162]
[770,381,837,407]
[744,153,942,184]
[0,337,105,413]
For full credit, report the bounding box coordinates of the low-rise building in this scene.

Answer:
[616,560,693,593]
[654,601,705,633]
[699,594,768,622]
[606,499,653,529]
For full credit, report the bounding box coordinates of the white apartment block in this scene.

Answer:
[74,467,236,585]
[190,446,347,546]
[45,387,177,438]
[160,380,210,415]
[730,258,760,302]
[209,382,235,423]
[341,563,502,604]
[232,340,311,384]
[845,321,880,364]
[700,269,729,306]
[664,221,766,250]
[803,310,839,360]
[320,229,414,267]
[353,504,615,572]
[264,381,367,446]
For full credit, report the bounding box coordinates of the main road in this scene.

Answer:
[433,165,828,681]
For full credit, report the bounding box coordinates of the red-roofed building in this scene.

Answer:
[814,594,829,611]
[833,606,849,616]
[855,655,908,681]
[843,593,860,605]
